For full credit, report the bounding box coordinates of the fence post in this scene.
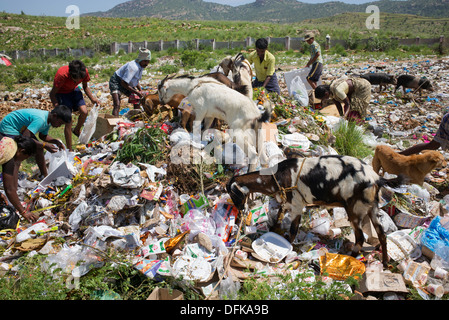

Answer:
[195,39,200,50]
[285,36,290,50]
[245,36,252,48]
[175,39,180,50]
[415,37,420,45]
[111,42,118,55]
[128,41,133,54]
[211,39,216,51]
[159,40,164,51]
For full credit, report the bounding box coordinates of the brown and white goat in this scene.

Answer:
[227,155,406,266]
[220,53,253,100]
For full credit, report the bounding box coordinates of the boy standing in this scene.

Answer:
[304,33,323,90]
[50,60,99,151]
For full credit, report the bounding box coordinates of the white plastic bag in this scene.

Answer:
[79,104,99,144]
[289,75,308,106]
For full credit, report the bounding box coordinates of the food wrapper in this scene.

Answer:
[212,202,238,242]
[181,194,210,215]
[403,261,430,287]
[135,259,162,279]
[319,252,366,280]
[140,182,163,201]
[142,240,166,257]
[249,203,269,225]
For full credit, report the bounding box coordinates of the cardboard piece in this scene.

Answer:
[147,287,184,300]
[319,104,340,117]
[261,122,278,143]
[92,113,121,139]
[359,272,408,294]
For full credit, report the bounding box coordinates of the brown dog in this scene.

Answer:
[372,145,447,185]
[141,93,193,127]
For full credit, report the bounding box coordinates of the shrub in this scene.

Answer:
[14,64,41,83]
[333,120,373,158]
[180,50,208,67]
[236,270,356,300]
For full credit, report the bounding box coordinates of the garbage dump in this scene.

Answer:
[0,55,449,301]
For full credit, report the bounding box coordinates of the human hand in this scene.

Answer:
[21,210,37,223]
[45,143,59,153]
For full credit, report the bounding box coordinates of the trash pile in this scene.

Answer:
[0,55,449,300]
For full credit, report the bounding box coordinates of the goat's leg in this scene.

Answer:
[346,203,366,258]
[203,117,215,131]
[289,214,302,243]
[368,205,389,267]
[272,206,285,234]
[288,201,305,243]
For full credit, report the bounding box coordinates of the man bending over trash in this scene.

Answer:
[109,48,152,116]
[50,59,100,151]
[0,105,72,178]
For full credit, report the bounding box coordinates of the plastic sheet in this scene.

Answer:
[319,253,366,280]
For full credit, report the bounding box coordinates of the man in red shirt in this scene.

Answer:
[49,60,99,150]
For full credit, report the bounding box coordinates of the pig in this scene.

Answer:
[394,74,434,96]
[360,73,397,92]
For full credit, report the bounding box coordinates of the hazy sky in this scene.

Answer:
[0,0,374,17]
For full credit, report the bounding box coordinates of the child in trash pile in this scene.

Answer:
[247,38,281,95]
[49,59,100,151]
[109,48,152,117]
[0,135,38,223]
[0,105,72,179]
[303,32,323,90]
[400,112,449,156]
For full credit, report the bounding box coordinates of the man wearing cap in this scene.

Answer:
[304,33,323,90]
[109,48,152,116]
[247,38,281,95]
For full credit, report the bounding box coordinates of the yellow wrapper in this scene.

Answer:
[319,252,366,280]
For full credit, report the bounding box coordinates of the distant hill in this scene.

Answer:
[84,0,449,23]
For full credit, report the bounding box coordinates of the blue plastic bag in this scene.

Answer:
[421,216,449,252]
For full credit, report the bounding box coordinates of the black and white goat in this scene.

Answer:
[158,74,270,170]
[227,155,406,266]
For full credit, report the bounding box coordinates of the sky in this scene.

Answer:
[0,0,374,17]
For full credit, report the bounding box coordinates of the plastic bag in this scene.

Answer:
[181,209,216,239]
[0,204,19,230]
[421,216,449,252]
[280,132,311,151]
[289,75,308,106]
[79,104,99,144]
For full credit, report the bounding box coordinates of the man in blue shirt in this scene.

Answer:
[0,105,72,177]
[109,48,152,116]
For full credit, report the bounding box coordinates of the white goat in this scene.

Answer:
[220,53,253,100]
[158,75,270,170]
